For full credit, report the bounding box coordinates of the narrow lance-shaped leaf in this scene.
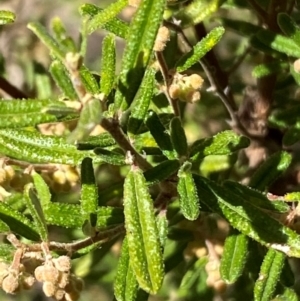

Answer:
[123,165,164,293]
[94,148,125,166]
[190,130,250,161]
[27,22,66,60]
[43,203,83,228]
[0,202,40,241]
[145,111,177,159]
[79,65,101,95]
[176,26,225,72]
[254,249,285,301]
[0,10,16,25]
[223,181,289,213]
[252,62,288,79]
[86,0,128,35]
[220,228,249,284]
[249,151,292,191]
[277,13,300,46]
[114,0,166,111]
[194,175,300,258]
[0,99,68,128]
[274,286,299,301]
[174,0,225,28]
[50,60,78,100]
[79,4,129,39]
[143,159,180,186]
[255,29,300,58]
[80,158,98,236]
[177,162,200,220]
[114,237,139,301]
[68,98,102,143]
[32,170,51,207]
[51,17,77,53]
[100,34,116,98]
[24,184,48,242]
[0,129,104,165]
[282,122,300,146]
[170,117,188,157]
[76,132,115,150]
[128,68,156,135]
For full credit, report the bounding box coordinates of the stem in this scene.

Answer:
[247,0,269,23]
[100,118,152,171]
[0,76,28,99]
[155,51,181,117]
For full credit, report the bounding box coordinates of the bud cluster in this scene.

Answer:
[41,165,79,193]
[34,256,83,301]
[0,262,35,294]
[168,73,204,103]
[0,248,83,301]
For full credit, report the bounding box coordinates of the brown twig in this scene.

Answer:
[0,76,28,99]
[100,118,152,171]
[9,225,125,254]
[247,0,269,23]
[155,51,181,117]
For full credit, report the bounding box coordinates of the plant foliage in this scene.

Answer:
[0,0,300,300]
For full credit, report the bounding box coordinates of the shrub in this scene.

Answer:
[0,1,300,300]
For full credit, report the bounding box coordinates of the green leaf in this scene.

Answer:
[114,237,139,301]
[32,170,51,207]
[68,98,102,143]
[0,99,67,128]
[123,166,164,293]
[274,286,299,301]
[176,26,225,72]
[94,148,125,165]
[220,228,249,284]
[27,22,65,60]
[0,202,40,241]
[77,132,116,150]
[0,129,104,165]
[220,18,260,36]
[277,13,300,46]
[145,111,176,159]
[51,17,77,53]
[282,122,300,146]
[0,10,16,25]
[177,162,200,220]
[0,244,15,262]
[49,60,78,100]
[100,34,116,98]
[268,104,300,128]
[86,0,128,35]
[249,151,292,191]
[80,158,98,236]
[252,62,288,78]
[128,68,156,135]
[96,206,124,229]
[114,0,166,111]
[79,65,101,95]
[174,0,226,28]
[24,184,48,242]
[255,29,300,58]
[190,130,250,161]
[143,159,180,185]
[79,4,129,39]
[223,181,289,213]
[170,117,188,158]
[194,175,300,258]
[254,249,285,301]
[44,203,83,228]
